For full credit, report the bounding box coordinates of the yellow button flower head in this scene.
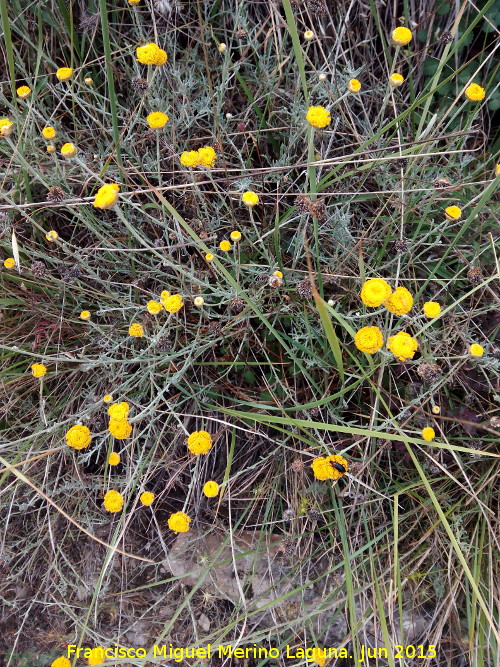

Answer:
[464,84,485,101]
[230,230,242,241]
[147,299,163,314]
[273,270,283,278]
[163,294,184,314]
[311,648,326,667]
[495,164,500,177]
[205,253,214,262]
[0,118,14,137]
[168,511,191,533]
[42,126,56,139]
[387,331,418,361]
[84,77,93,85]
[56,67,73,82]
[305,105,331,129]
[304,30,314,41]
[108,452,120,466]
[147,111,169,129]
[431,405,440,414]
[347,78,361,93]
[423,301,441,318]
[384,286,413,315]
[136,43,167,65]
[66,424,92,450]
[47,145,56,154]
[218,42,227,53]
[197,146,217,168]
[108,401,130,420]
[46,230,59,242]
[203,481,219,497]
[469,343,484,357]
[421,427,435,441]
[103,490,124,514]
[87,647,105,665]
[61,142,77,158]
[392,27,412,46]
[187,430,212,455]
[93,183,120,209]
[103,394,113,403]
[51,658,71,667]
[80,310,91,321]
[354,326,384,354]
[31,362,47,378]
[129,0,141,4]
[128,322,144,337]
[241,191,259,206]
[3,257,15,269]
[140,491,155,506]
[180,150,201,167]
[194,296,205,306]
[389,73,405,86]
[17,86,31,99]
[360,278,392,307]
[108,418,132,439]
[311,454,349,481]
[444,205,461,221]
[219,240,231,252]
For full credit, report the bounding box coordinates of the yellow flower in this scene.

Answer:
[311,648,326,667]
[495,164,500,177]
[305,105,331,129]
[219,240,231,252]
[51,658,71,667]
[108,402,130,420]
[80,310,91,321]
[168,511,191,533]
[230,230,242,241]
[421,427,435,441]
[84,77,93,85]
[197,146,217,168]
[318,72,327,82]
[147,299,163,314]
[103,491,123,514]
[389,73,404,86]
[147,111,169,128]
[160,290,170,301]
[129,0,141,4]
[3,257,15,269]
[60,142,77,158]
[423,301,441,318]
[304,30,314,41]
[311,455,349,481]
[140,491,155,506]
[93,183,120,209]
[0,118,14,137]
[103,394,113,403]
[464,84,485,101]
[203,481,219,497]
[66,424,92,450]
[108,452,120,466]
[241,191,259,206]
[347,78,361,93]
[218,42,227,53]
[128,322,144,337]
[180,150,201,167]
[187,430,212,455]
[384,286,413,315]
[17,86,31,99]
[136,43,167,65]
[444,205,461,221]
[194,296,205,307]
[87,647,105,665]
[56,67,73,82]
[387,331,418,361]
[46,230,59,242]
[274,270,283,278]
[42,126,56,139]
[354,326,384,354]
[431,405,440,415]
[205,253,214,262]
[360,278,392,307]
[163,294,184,314]
[392,27,412,46]
[31,363,47,378]
[46,145,55,154]
[469,343,484,357]
[108,418,132,440]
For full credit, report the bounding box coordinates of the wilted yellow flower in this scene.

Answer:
[469,343,484,357]
[387,331,418,361]
[218,42,227,53]
[303,30,314,41]
[168,511,191,533]
[147,300,163,314]
[423,302,441,318]
[219,240,231,252]
[108,418,132,440]
[46,145,56,154]
[203,481,219,497]
[421,427,435,441]
[194,296,205,307]
[347,78,361,93]
[93,183,120,209]
[56,67,73,82]
[187,430,212,455]
[384,286,413,315]
[392,27,412,46]
[3,257,15,269]
[360,278,392,307]
[84,77,93,85]
[147,111,169,128]
[61,142,77,158]
[354,326,383,354]
[31,363,47,378]
[311,454,348,481]
[163,294,184,314]
[140,491,155,506]
[17,86,31,99]
[305,105,331,129]
[42,126,56,139]
[66,424,92,450]
[45,230,59,242]
[108,452,120,466]
[389,73,404,86]
[464,84,485,101]
[444,205,461,221]
[128,322,144,337]
[241,191,259,206]
[0,118,14,137]
[103,491,123,514]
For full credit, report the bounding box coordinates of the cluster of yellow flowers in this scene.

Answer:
[145,290,185,316]
[311,455,349,481]
[179,145,217,168]
[108,401,132,440]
